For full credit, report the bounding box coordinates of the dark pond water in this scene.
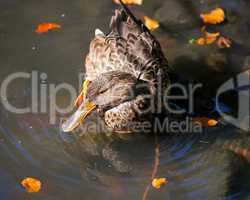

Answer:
[0,0,250,199]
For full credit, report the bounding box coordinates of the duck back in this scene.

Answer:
[85,1,169,87]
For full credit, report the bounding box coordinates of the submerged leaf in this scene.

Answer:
[144,16,160,31]
[200,8,225,24]
[152,178,168,189]
[113,0,143,5]
[21,177,42,193]
[36,23,61,33]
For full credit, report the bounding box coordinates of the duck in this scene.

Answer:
[62,0,170,133]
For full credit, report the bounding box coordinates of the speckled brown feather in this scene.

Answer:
[80,3,171,133]
[85,6,169,89]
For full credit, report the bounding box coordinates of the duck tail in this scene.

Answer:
[118,0,139,24]
[109,0,144,34]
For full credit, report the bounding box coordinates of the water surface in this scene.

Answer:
[0,0,250,199]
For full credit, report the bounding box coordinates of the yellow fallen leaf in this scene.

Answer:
[113,0,143,5]
[144,16,160,31]
[152,178,168,189]
[192,117,218,127]
[217,37,232,48]
[200,8,225,24]
[21,177,42,193]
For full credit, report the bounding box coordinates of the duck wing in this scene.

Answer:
[85,0,169,86]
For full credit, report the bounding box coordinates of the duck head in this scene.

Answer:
[61,71,152,132]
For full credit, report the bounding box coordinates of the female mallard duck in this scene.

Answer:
[62,0,170,133]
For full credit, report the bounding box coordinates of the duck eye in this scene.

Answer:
[99,89,107,95]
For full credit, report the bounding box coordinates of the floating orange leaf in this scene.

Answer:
[217,37,232,48]
[113,0,143,5]
[196,36,219,45]
[196,31,220,45]
[35,23,61,33]
[200,8,225,24]
[152,178,168,189]
[144,16,160,31]
[21,177,42,193]
[192,117,218,127]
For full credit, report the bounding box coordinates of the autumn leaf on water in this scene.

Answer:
[144,16,160,31]
[152,178,168,189]
[195,31,231,48]
[192,117,218,127]
[35,23,61,33]
[113,0,143,5]
[196,31,220,45]
[217,36,232,48]
[200,8,225,24]
[21,177,42,193]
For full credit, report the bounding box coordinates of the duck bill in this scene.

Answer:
[61,101,96,132]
